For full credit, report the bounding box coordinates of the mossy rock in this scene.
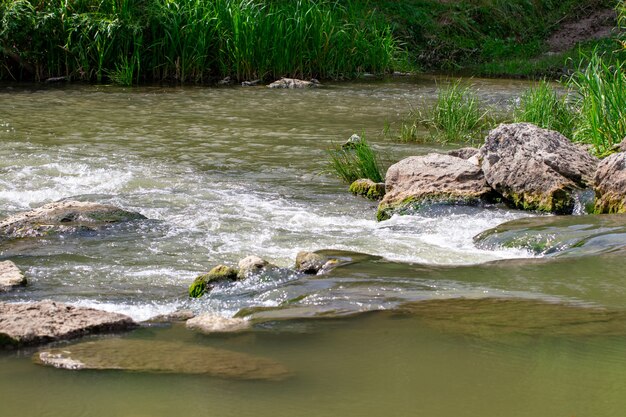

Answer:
[349,179,385,200]
[188,265,239,298]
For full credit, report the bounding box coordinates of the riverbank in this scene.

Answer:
[1,0,621,84]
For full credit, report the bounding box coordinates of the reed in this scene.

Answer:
[0,0,398,83]
[327,137,385,184]
[514,81,577,139]
[402,81,491,144]
[569,52,626,154]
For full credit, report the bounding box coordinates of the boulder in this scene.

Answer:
[0,301,136,348]
[188,265,238,298]
[268,78,321,89]
[186,313,251,333]
[349,179,385,200]
[594,152,626,213]
[0,200,146,240]
[0,260,26,291]
[377,153,493,221]
[481,123,598,213]
[237,255,269,279]
[34,338,291,380]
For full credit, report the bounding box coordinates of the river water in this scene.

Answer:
[1,77,625,417]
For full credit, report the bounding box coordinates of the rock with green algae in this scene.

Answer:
[294,251,341,274]
[481,123,598,214]
[376,153,493,221]
[0,200,146,240]
[188,265,238,298]
[593,150,626,214]
[349,179,385,200]
[34,338,291,381]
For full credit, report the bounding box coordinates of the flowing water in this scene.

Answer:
[1,77,625,417]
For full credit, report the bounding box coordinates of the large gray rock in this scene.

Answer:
[0,200,146,240]
[0,301,136,347]
[594,152,626,213]
[268,78,321,89]
[0,261,26,291]
[34,338,291,380]
[481,123,598,213]
[376,153,493,220]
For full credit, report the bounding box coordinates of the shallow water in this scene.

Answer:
[1,77,625,417]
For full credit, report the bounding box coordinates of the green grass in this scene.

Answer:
[326,136,385,183]
[398,81,493,144]
[0,0,399,83]
[513,80,577,139]
[569,51,626,155]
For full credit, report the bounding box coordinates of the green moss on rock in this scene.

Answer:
[349,179,385,200]
[188,265,239,298]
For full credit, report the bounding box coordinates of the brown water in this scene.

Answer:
[1,77,625,417]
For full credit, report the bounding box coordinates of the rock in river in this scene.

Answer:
[0,200,146,240]
[268,78,321,89]
[481,123,598,213]
[376,153,493,221]
[349,179,385,200]
[594,151,626,214]
[0,260,26,291]
[0,301,137,348]
[188,265,239,298]
[186,313,251,333]
[34,338,291,381]
[237,255,270,279]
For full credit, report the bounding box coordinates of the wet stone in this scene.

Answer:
[0,261,26,291]
[34,338,291,381]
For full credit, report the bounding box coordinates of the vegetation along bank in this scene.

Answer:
[1,0,622,84]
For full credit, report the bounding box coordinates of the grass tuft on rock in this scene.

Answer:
[327,137,385,184]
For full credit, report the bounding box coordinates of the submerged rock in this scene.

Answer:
[349,179,385,200]
[0,200,146,241]
[377,153,493,221]
[34,338,290,380]
[186,313,251,333]
[481,123,598,213]
[0,260,26,291]
[146,310,195,323]
[393,298,626,339]
[268,78,321,89]
[0,301,136,348]
[474,213,626,256]
[295,251,327,274]
[594,152,626,213]
[188,265,239,298]
[237,255,269,279]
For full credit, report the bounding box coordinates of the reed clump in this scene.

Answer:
[327,136,385,184]
[399,81,493,144]
[513,80,577,140]
[0,0,398,84]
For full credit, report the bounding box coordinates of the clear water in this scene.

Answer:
[1,77,625,417]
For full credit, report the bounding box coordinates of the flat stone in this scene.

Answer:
[377,153,493,220]
[268,78,321,89]
[0,301,136,348]
[186,313,251,333]
[0,261,26,291]
[0,200,146,240]
[34,338,291,380]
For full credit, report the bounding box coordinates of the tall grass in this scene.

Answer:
[0,0,398,83]
[327,137,385,183]
[569,52,626,154]
[513,80,577,139]
[399,81,491,144]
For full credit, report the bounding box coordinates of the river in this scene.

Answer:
[1,77,625,417]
